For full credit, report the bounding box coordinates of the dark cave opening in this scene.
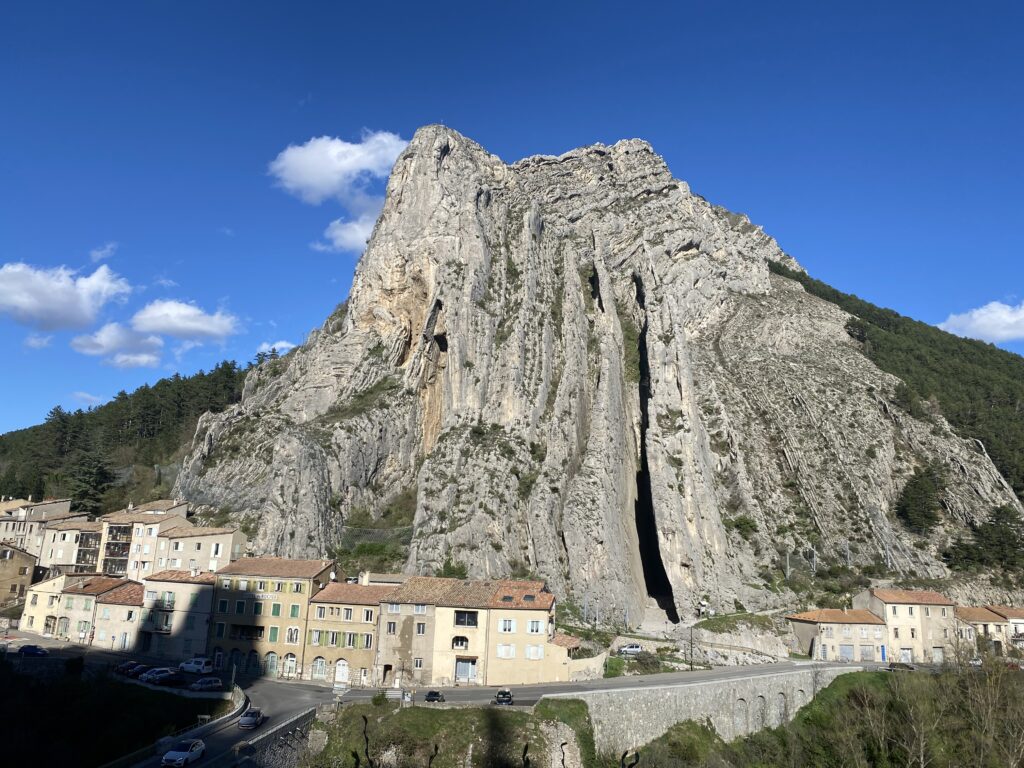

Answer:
[633,277,679,623]
[588,267,605,312]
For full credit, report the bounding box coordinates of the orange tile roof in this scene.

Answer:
[383,576,555,610]
[102,511,192,526]
[217,557,333,579]
[159,527,237,539]
[987,605,1024,620]
[146,569,217,584]
[311,583,397,606]
[551,632,581,650]
[63,576,126,596]
[98,581,144,606]
[956,606,1006,623]
[489,580,555,610]
[870,588,953,606]
[786,609,885,625]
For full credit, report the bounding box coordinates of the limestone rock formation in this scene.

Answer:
[175,126,1021,625]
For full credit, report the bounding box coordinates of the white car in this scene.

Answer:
[141,667,176,683]
[160,738,205,766]
[189,676,223,692]
[179,657,214,674]
[618,643,644,656]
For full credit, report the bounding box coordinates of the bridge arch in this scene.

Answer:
[734,697,749,737]
[773,691,788,727]
[755,695,768,729]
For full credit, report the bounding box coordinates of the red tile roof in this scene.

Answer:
[382,576,554,610]
[311,583,397,606]
[551,632,581,650]
[489,580,554,610]
[987,605,1024,621]
[159,527,237,539]
[146,569,217,585]
[217,557,333,579]
[869,588,953,606]
[956,606,1006,623]
[63,576,126,596]
[98,581,144,606]
[786,609,885,625]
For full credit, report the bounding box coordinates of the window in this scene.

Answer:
[311,630,322,645]
[256,581,265,591]
[254,602,264,616]
[65,597,74,610]
[894,628,900,639]
[526,645,544,660]
[97,629,106,641]
[908,606,914,617]
[271,603,281,617]
[218,599,228,613]
[329,631,338,646]
[859,627,867,639]
[362,633,373,649]
[316,606,326,619]
[924,607,931,617]
[195,542,202,551]
[215,622,225,638]
[455,611,478,627]
[147,527,155,537]
[941,607,947,617]
[416,622,426,636]
[286,627,300,644]
[239,580,249,592]
[453,636,469,650]
[388,603,400,613]
[363,609,374,623]
[142,543,151,555]
[290,604,300,619]
[343,607,353,621]
[274,581,283,592]
[235,600,246,614]
[414,657,423,669]
[891,606,897,617]
[173,541,183,552]
[414,604,426,614]
[158,558,165,567]
[135,527,143,537]
[213,543,222,557]
[131,561,138,570]
[496,643,515,659]
[345,632,356,648]
[30,594,37,606]
[499,618,516,633]
[292,582,303,593]
[268,626,279,642]
[145,590,158,601]
[127,610,135,621]
[841,625,852,638]
[528,620,543,634]
[387,621,396,635]
[911,628,916,639]
[101,607,110,619]
[83,599,92,610]
[221,578,231,589]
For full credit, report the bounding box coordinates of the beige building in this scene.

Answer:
[956,606,1010,655]
[96,501,191,578]
[1,544,39,605]
[93,581,144,651]
[786,609,888,661]
[156,527,246,573]
[986,605,1024,650]
[138,570,217,659]
[853,588,956,664]
[38,520,103,574]
[375,577,571,688]
[305,582,396,686]
[210,557,334,678]
[0,498,80,558]
[56,575,128,643]
[20,573,85,635]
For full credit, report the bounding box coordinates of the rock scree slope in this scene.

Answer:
[175,126,1021,625]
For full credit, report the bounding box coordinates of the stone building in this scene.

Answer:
[155,527,247,573]
[852,588,956,664]
[0,498,80,558]
[786,608,888,661]
[955,606,1010,655]
[55,575,128,643]
[93,581,144,651]
[138,569,216,659]
[96,501,191,578]
[38,520,103,574]
[0,544,38,605]
[305,582,396,686]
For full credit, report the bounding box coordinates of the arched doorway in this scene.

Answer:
[312,657,327,680]
[335,659,350,685]
[283,653,297,678]
[265,652,278,678]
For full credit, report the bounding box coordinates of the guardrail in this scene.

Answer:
[205,707,317,767]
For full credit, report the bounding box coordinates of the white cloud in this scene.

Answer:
[0,263,131,330]
[110,352,161,368]
[939,301,1024,343]
[154,276,178,289]
[131,299,239,340]
[71,322,163,356]
[24,333,53,349]
[89,241,118,262]
[312,215,377,253]
[269,131,407,206]
[72,391,104,406]
[257,339,297,355]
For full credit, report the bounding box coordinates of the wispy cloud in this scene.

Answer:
[24,333,53,349]
[131,299,239,341]
[72,391,104,406]
[939,300,1024,343]
[89,241,119,263]
[153,276,178,289]
[70,322,163,368]
[269,130,407,253]
[257,339,296,355]
[0,263,131,330]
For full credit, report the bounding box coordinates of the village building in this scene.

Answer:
[785,608,888,661]
[0,544,41,605]
[852,588,956,664]
[955,606,1011,655]
[985,605,1024,650]
[0,498,81,558]
[137,569,217,659]
[56,575,128,643]
[305,582,397,686]
[96,501,191,578]
[20,573,86,635]
[38,520,103,574]
[93,581,144,651]
[155,527,247,573]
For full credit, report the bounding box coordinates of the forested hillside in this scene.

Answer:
[770,261,1024,502]
[0,360,249,515]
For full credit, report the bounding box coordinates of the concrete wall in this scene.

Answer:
[545,665,861,754]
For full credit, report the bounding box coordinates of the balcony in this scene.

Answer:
[104,542,130,558]
[104,559,128,576]
[150,598,175,611]
[105,531,131,543]
[151,622,173,634]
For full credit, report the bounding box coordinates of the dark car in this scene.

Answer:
[494,689,513,705]
[17,645,49,657]
[126,664,152,679]
[424,690,445,703]
[114,660,139,674]
[886,662,917,672]
[157,672,188,687]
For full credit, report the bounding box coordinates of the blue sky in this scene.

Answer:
[2,1,1022,434]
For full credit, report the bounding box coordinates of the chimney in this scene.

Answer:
[843,607,848,614]
[28,495,33,502]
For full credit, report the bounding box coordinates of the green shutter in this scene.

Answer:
[269,626,279,642]
[272,603,281,617]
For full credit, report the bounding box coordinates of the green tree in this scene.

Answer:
[894,462,945,534]
[67,452,115,517]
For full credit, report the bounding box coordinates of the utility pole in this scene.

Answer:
[689,624,694,671]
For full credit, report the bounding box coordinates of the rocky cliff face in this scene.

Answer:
[175,126,1021,626]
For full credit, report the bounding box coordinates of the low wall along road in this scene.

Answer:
[544,664,860,753]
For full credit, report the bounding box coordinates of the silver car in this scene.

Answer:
[238,707,265,729]
[160,738,205,766]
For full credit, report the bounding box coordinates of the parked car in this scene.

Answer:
[618,643,644,657]
[886,662,917,672]
[114,660,139,674]
[179,657,213,674]
[494,689,514,705]
[156,672,188,687]
[141,667,176,683]
[16,645,49,657]
[189,676,223,692]
[126,664,152,678]
[968,657,984,668]
[238,707,265,729]
[160,738,205,766]
[424,690,445,703]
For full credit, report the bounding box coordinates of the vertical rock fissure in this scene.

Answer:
[633,277,679,623]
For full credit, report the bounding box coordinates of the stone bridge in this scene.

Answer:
[544,664,862,753]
